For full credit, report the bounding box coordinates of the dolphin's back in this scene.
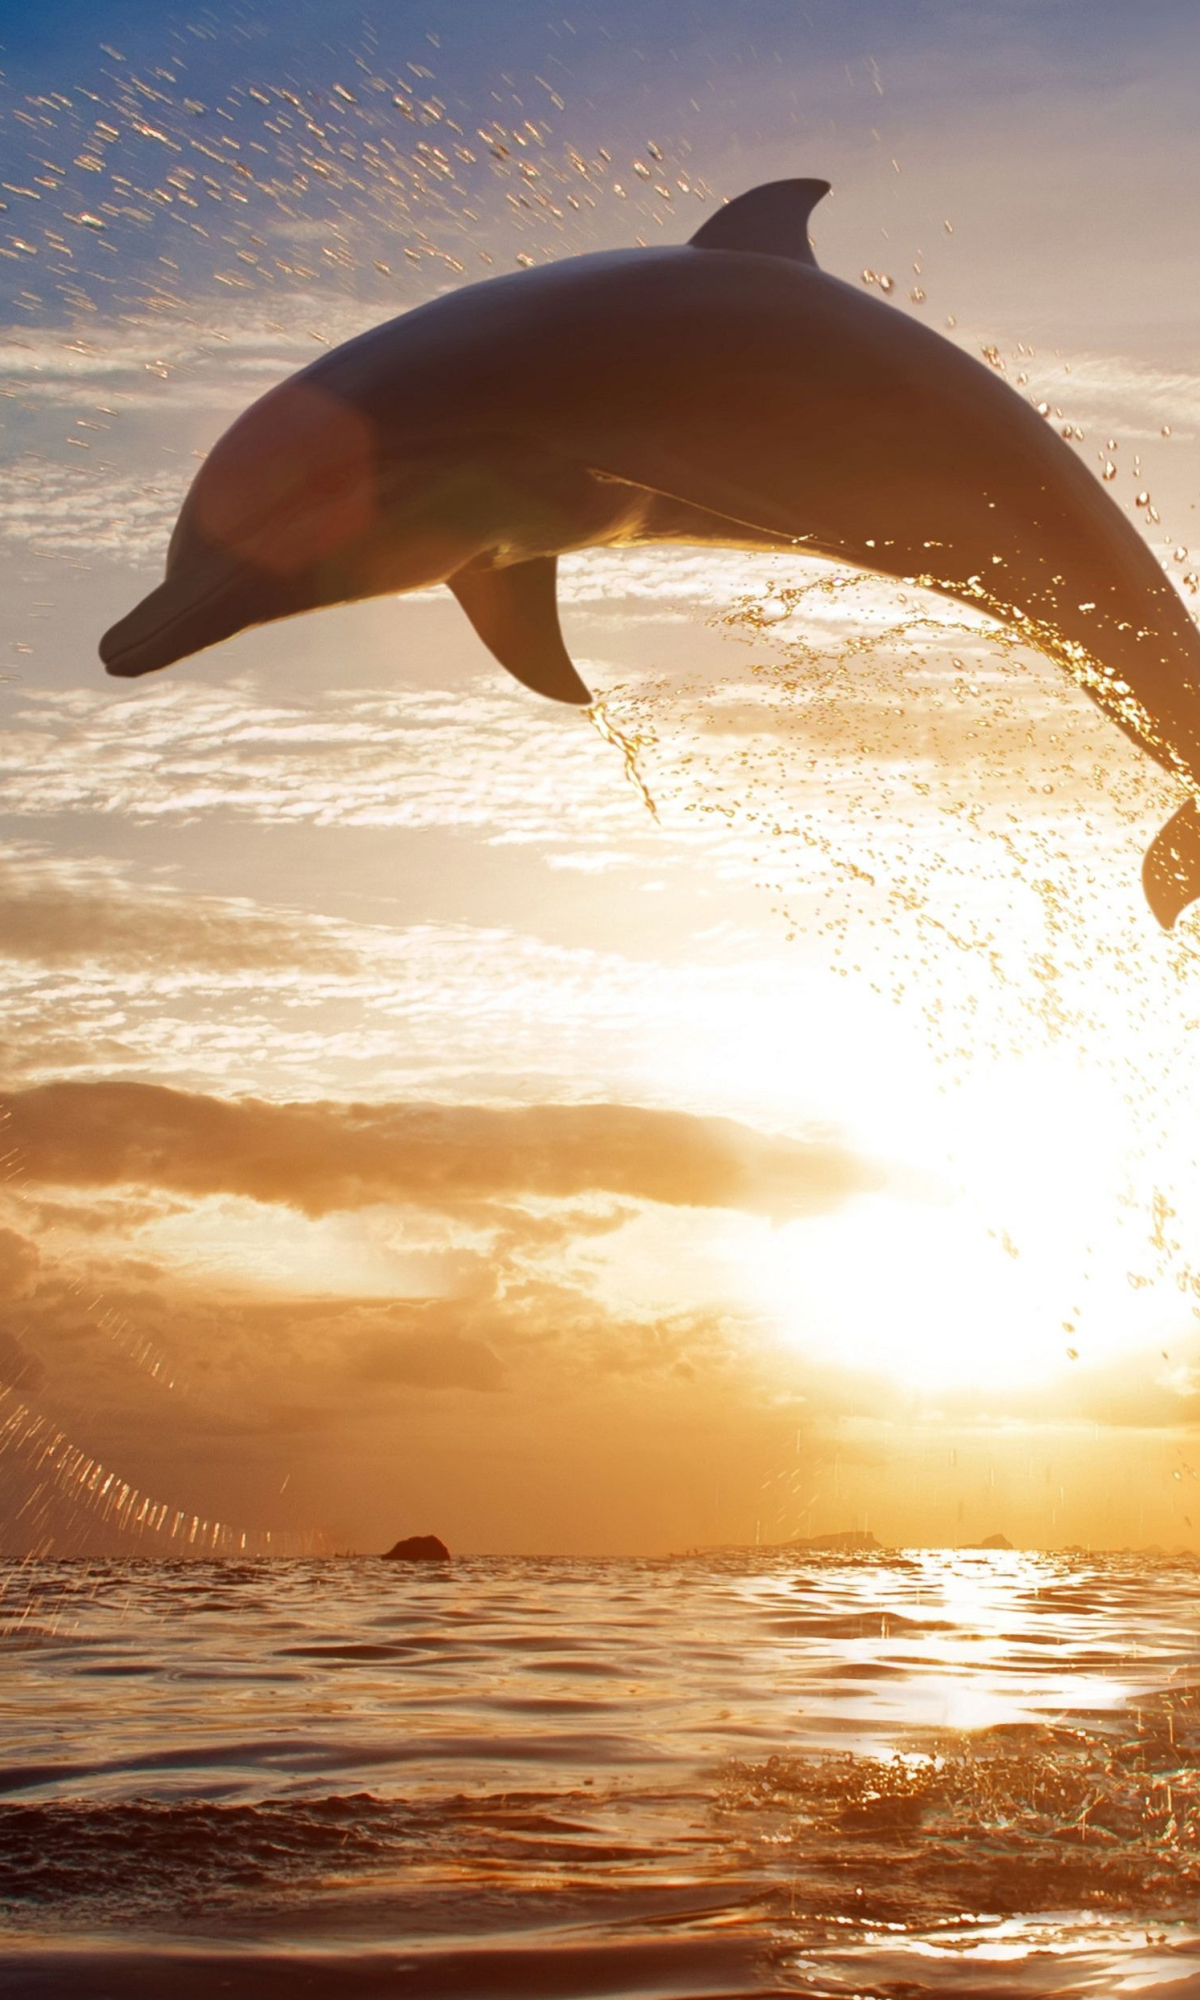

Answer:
[305,248,1154,599]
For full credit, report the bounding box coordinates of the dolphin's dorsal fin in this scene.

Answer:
[449,555,592,706]
[1143,795,1200,928]
[687,178,830,267]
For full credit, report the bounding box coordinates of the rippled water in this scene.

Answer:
[3,1551,1200,1996]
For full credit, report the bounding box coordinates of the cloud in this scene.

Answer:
[0,843,804,1103]
[1,1079,880,1222]
[0,460,193,566]
[1018,352,1200,435]
[0,1226,39,1298]
[0,858,827,1109]
[0,843,356,973]
[0,624,1166,880]
[0,679,656,844]
[350,1324,504,1391]
[0,1327,45,1394]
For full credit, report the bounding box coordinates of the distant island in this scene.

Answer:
[680,1528,1050,1558]
[381,1534,451,1563]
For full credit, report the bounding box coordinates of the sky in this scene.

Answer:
[2,0,1200,1556]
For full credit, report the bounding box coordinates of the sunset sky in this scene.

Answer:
[3,0,1200,1556]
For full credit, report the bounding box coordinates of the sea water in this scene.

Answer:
[2,1549,1200,1997]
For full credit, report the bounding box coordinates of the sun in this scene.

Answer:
[747,1199,1057,1393]
[741,1049,1182,1397]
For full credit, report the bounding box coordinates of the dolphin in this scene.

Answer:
[99,178,1200,925]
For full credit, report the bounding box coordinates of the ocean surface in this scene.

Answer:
[3,1550,1200,1998]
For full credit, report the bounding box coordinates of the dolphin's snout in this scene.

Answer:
[100,555,252,679]
[99,599,176,678]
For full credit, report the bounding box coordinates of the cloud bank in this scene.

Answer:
[2,1080,879,1221]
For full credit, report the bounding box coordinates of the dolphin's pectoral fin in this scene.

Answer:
[449,555,592,706]
[1143,797,1200,929]
[688,177,830,267]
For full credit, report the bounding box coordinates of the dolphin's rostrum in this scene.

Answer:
[100,179,1200,925]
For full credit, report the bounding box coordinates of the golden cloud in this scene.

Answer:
[3,1080,880,1221]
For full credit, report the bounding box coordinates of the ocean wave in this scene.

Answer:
[0,1786,699,1915]
[718,1689,1200,1924]
[7,1553,1200,1995]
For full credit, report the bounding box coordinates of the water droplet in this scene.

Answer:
[945,314,957,328]
[943,218,953,233]
[1135,491,1151,507]
[878,273,895,293]
[908,286,926,303]
[1102,460,1117,481]
[1174,547,1189,563]
[1162,425,1173,437]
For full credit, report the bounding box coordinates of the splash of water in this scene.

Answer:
[588,695,661,823]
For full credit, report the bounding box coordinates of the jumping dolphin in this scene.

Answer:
[99,178,1200,925]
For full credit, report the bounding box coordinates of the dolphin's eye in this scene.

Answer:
[192,378,376,574]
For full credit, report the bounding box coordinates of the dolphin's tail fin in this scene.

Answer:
[1143,797,1200,929]
[449,555,592,706]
